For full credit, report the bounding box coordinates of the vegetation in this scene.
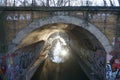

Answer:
[0,0,119,7]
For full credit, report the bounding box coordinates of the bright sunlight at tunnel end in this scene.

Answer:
[48,32,70,63]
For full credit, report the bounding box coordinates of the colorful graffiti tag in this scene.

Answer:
[106,36,120,80]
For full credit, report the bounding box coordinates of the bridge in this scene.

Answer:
[0,0,120,80]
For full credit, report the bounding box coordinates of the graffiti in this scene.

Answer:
[13,41,44,75]
[0,41,44,80]
[111,58,120,80]
[0,62,7,80]
[80,48,106,79]
[106,63,116,80]
[6,64,15,80]
[6,14,31,21]
[86,49,105,71]
[106,36,120,80]
[106,63,120,80]
[113,36,120,49]
[19,51,35,69]
[95,50,106,67]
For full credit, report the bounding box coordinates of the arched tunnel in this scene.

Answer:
[16,23,106,80]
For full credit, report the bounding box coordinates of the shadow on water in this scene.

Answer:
[31,54,89,80]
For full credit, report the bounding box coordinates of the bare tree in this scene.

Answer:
[109,0,113,6]
[68,0,70,6]
[118,0,120,6]
[49,0,69,7]
[2,0,120,7]
[31,0,38,6]
[46,0,49,6]
[103,0,107,6]
[80,0,84,6]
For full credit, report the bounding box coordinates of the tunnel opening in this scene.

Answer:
[47,32,71,63]
[19,23,106,80]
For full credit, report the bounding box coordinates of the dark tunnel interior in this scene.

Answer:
[31,53,90,80]
[20,23,106,80]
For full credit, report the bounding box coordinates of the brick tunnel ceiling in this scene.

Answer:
[20,23,103,51]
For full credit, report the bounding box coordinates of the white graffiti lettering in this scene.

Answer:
[6,14,31,21]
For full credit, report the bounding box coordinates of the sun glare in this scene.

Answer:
[48,33,70,63]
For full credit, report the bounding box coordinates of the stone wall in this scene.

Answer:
[0,11,118,53]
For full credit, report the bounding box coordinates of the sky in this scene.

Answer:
[93,0,119,6]
[0,0,119,6]
[71,0,119,6]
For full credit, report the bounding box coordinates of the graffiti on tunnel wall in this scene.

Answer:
[106,36,120,80]
[6,14,31,21]
[0,41,44,80]
[106,54,120,80]
[80,48,106,79]
[1,37,120,80]
[12,41,44,79]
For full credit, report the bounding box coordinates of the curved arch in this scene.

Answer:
[9,16,112,54]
